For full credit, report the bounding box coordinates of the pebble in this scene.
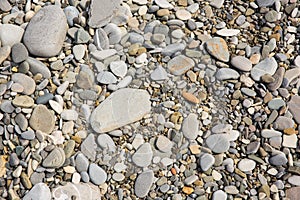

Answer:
[267,67,285,91]
[0,0,11,12]
[238,159,256,172]
[26,57,51,79]
[12,95,34,108]
[199,153,215,171]
[97,134,116,152]
[11,73,36,95]
[288,176,300,186]
[282,134,297,148]
[268,98,285,110]
[167,55,195,75]
[150,65,168,81]
[155,0,173,8]
[205,37,230,62]
[61,110,78,121]
[23,5,68,57]
[0,46,11,64]
[256,0,275,7]
[0,24,24,47]
[288,95,300,124]
[261,129,282,138]
[216,68,240,80]
[156,135,173,152]
[29,105,55,134]
[42,147,65,168]
[110,60,128,78]
[175,9,191,20]
[212,190,227,200]
[134,170,154,198]
[206,134,230,153]
[216,29,240,37]
[132,143,153,167]
[182,113,199,140]
[80,134,97,161]
[251,57,278,81]
[23,183,51,200]
[75,153,89,172]
[73,45,86,61]
[89,163,107,185]
[11,43,28,63]
[21,130,35,140]
[64,6,79,26]
[0,100,14,113]
[286,187,300,199]
[90,88,151,133]
[97,71,117,84]
[269,153,287,166]
[231,56,252,71]
[274,116,294,130]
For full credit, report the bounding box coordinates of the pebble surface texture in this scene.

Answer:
[1,0,300,199]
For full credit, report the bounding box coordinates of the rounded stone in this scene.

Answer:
[29,105,55,134]
[88,163,107,185]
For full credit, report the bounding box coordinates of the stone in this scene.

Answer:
[206,134,230,153]
[216,68,240,80]
[284,68,300,86]
[49,100,63,114]
[199,153,215,171]
[155,0,173,9]
[269,153,287,166]
[0,46,11,64]
[265,10,279,22]
[268,67,285,91]
[205,37,230,62]
[12,73,36,95]
[90,88,151,133]
[75,28,91,44]
[274,116,294,130]
[282,134,297,148]
[23,183,51,200]
[88,0,120,28]
[288,176,300,186]
[97,71,117,84]
[286,187,300,200]
[268,98,285,110]
[256,0,275,7]
[0,24,24,47]
[161,43,185,56]
[182,113,199,140]
[212,190,227,200]
[9,153,19,166]
[156,135,173,153]
[134,170,154,198]
[15,113,28,131]
[216,29,240,37]
[29,105,55,134]
[97,134,116,152]
[12,96,34,108]
[250,57,278,81]
[23,5,68,57]
[210,0,225,8]
[132,143,153,167]
[175,9,191,20]
[11,43,28,63]
[81,134,97,161]
[261,129,282,138]
[238,159,256,172]
[167,55,195,76]
[26,57,51,79]
[0,0,11,12]
[288,95,300,124]
[110,60,127,78]
[231,56,252,71]
[104,23,122,45]
[75,153,89,172]
[94,28,109,50]
[0,100,14,113]
[150,65,168,81]
[89,163,107,185]
[64,6,79,26]
[73,45,86,61]
[42,147,65,168]
[61,110,78,121]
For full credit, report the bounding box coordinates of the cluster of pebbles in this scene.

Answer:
[1,0,300,199]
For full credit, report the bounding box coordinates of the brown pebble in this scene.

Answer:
[182,91,200,104]
[182,186,194,194]
[284,128,298,135]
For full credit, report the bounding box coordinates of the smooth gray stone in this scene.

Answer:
[11,43,28,63]
[274,116,294,130]
[261,129,282,138]
[30,172,45,185]
[21,130,35,140]
[97,134,116,152]
[104,23,122,45]
[61,110,78,121]
[97,71,117,84]
[75,153,89,172]
[269,153,287,166]
[150,65,168,81]
[256,0,275,7]
[161,43,185,56]
[9,153,19,166]
[80,134,96,161]
[0,24,24,47]
[64,6,79,26]
[267,67,285,91]
[36,93,54,104]
[0,0,12,12]
[29,105,55,134]
[268,98,285,110]
[182,113,199,140]
[0,100,14,113]
[94,28,109,50]
[134,170,154,198]
[167,55,195,76]
[206,134,230,153]
[251,57,278,81]
[230,56,252,71]
[26,57,51,79]
[89,163,107,185]
[199,153,215,171]
[216,68,240,80]
[12,73,36,95]
[132,143,153,167]
[23,183,51,200]
[23,5,68,57]
[15,113,28,131]
[42,147,65,168]
[288,95,300,124]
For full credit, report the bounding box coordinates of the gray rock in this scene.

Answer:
[284,68,300,86]
[15,113,28,131]
[88,0,120,28]
[89,163,107,185]
[0,0,11,12]
[29,105,55,134]
[210,0,224,8]
[12,73,36,95]
[26,57,51,79]
[75,153,89,172]
[150,65,168,81]
[0,24,24,47]
[75,28,91,44]
[61,110,78,121]
[288,176,300,186]
[73,45,85,61]
[132,143,153,167]
[90,88,151,133]
[94,28,109,50]
[97,71,117,84]
[212,190,227,200]
[104,23,122,45]
[182,113,199,140]
[205,37,230,62]
[134,170,154,198]
[154,0,173,8]
[288,95,300,124]
[274,116,294,130]
[30,172,45,185]
[64,6,79,26]
[167,55,195,76]
[110,60,127,78]
[269,153,287,166]
[0,100,14,113]
[23,5,68,57]
[11,43,28,63]
[268,98,285,110]
[199,153,215,171]
[161,43,186,56]
[97,134,116,152]
[261,129,282,138]
[238,159,256,172]
[231,56,252,71]
[42,147,65,168]
[265,10,278,22]
[23,183,51,200]
[267,67,285,91]
[21,130,35,140]
[0,46,11,64]
[251,57,278,81]
[9,153,19,166]
[206,134,230,153]
[216,68,240,80]
[81,134,97,161]
[156,135,173,153]
[241,88,256,97]
[256,0,275,7]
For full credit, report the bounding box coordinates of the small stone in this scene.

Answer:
[23,5,68,57]
[265,10,279,22]
[288,95,300,124]
[156,135,173,152]
[175,9,191,20]
[151,65,168,81]
[110,60,127,78]
[167,55,195,76]
[216,68,240,80]
[12,73,36,95]
[182,186,194,195]
[231,56,252,71]
[256,0,275,7]
[199,153,215,171]
[282,134,297,148]
[97,134,116,152]
[286,187,300,200]
[11,43,28,63]
[0,46,11,64]
[216,29,240,37]
[182,113,199,139]
[155,0,173,8]
[23,183,51,200]
[12,96,34,108]
[29,105,55,134]
[261,129,282,138]
[89,163,107,185]
[267,67,285,91]
[132,143,153,167]
[0,0,11,12]
[75,153,89,172]
[73,45,86,61]
[21,130,35,140]
[134,170,154,198]
[212,190,227,200]
[206,134,230,153]
[61,110,78,121]
[238,159,256,172]
[49,100,63,114]
[97,71,117,84]
[64,6,79,26]
[269,153,287,166]
[42,147,65,168]
[26,57,51,79]
[274,116,294,130]
[288,176,300,186]
[268,98,285,110]
[9,153,19,167]
[81,134,97,161]
[205,37,230,62]
[250,57,278,81]
[0,24,24,47]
